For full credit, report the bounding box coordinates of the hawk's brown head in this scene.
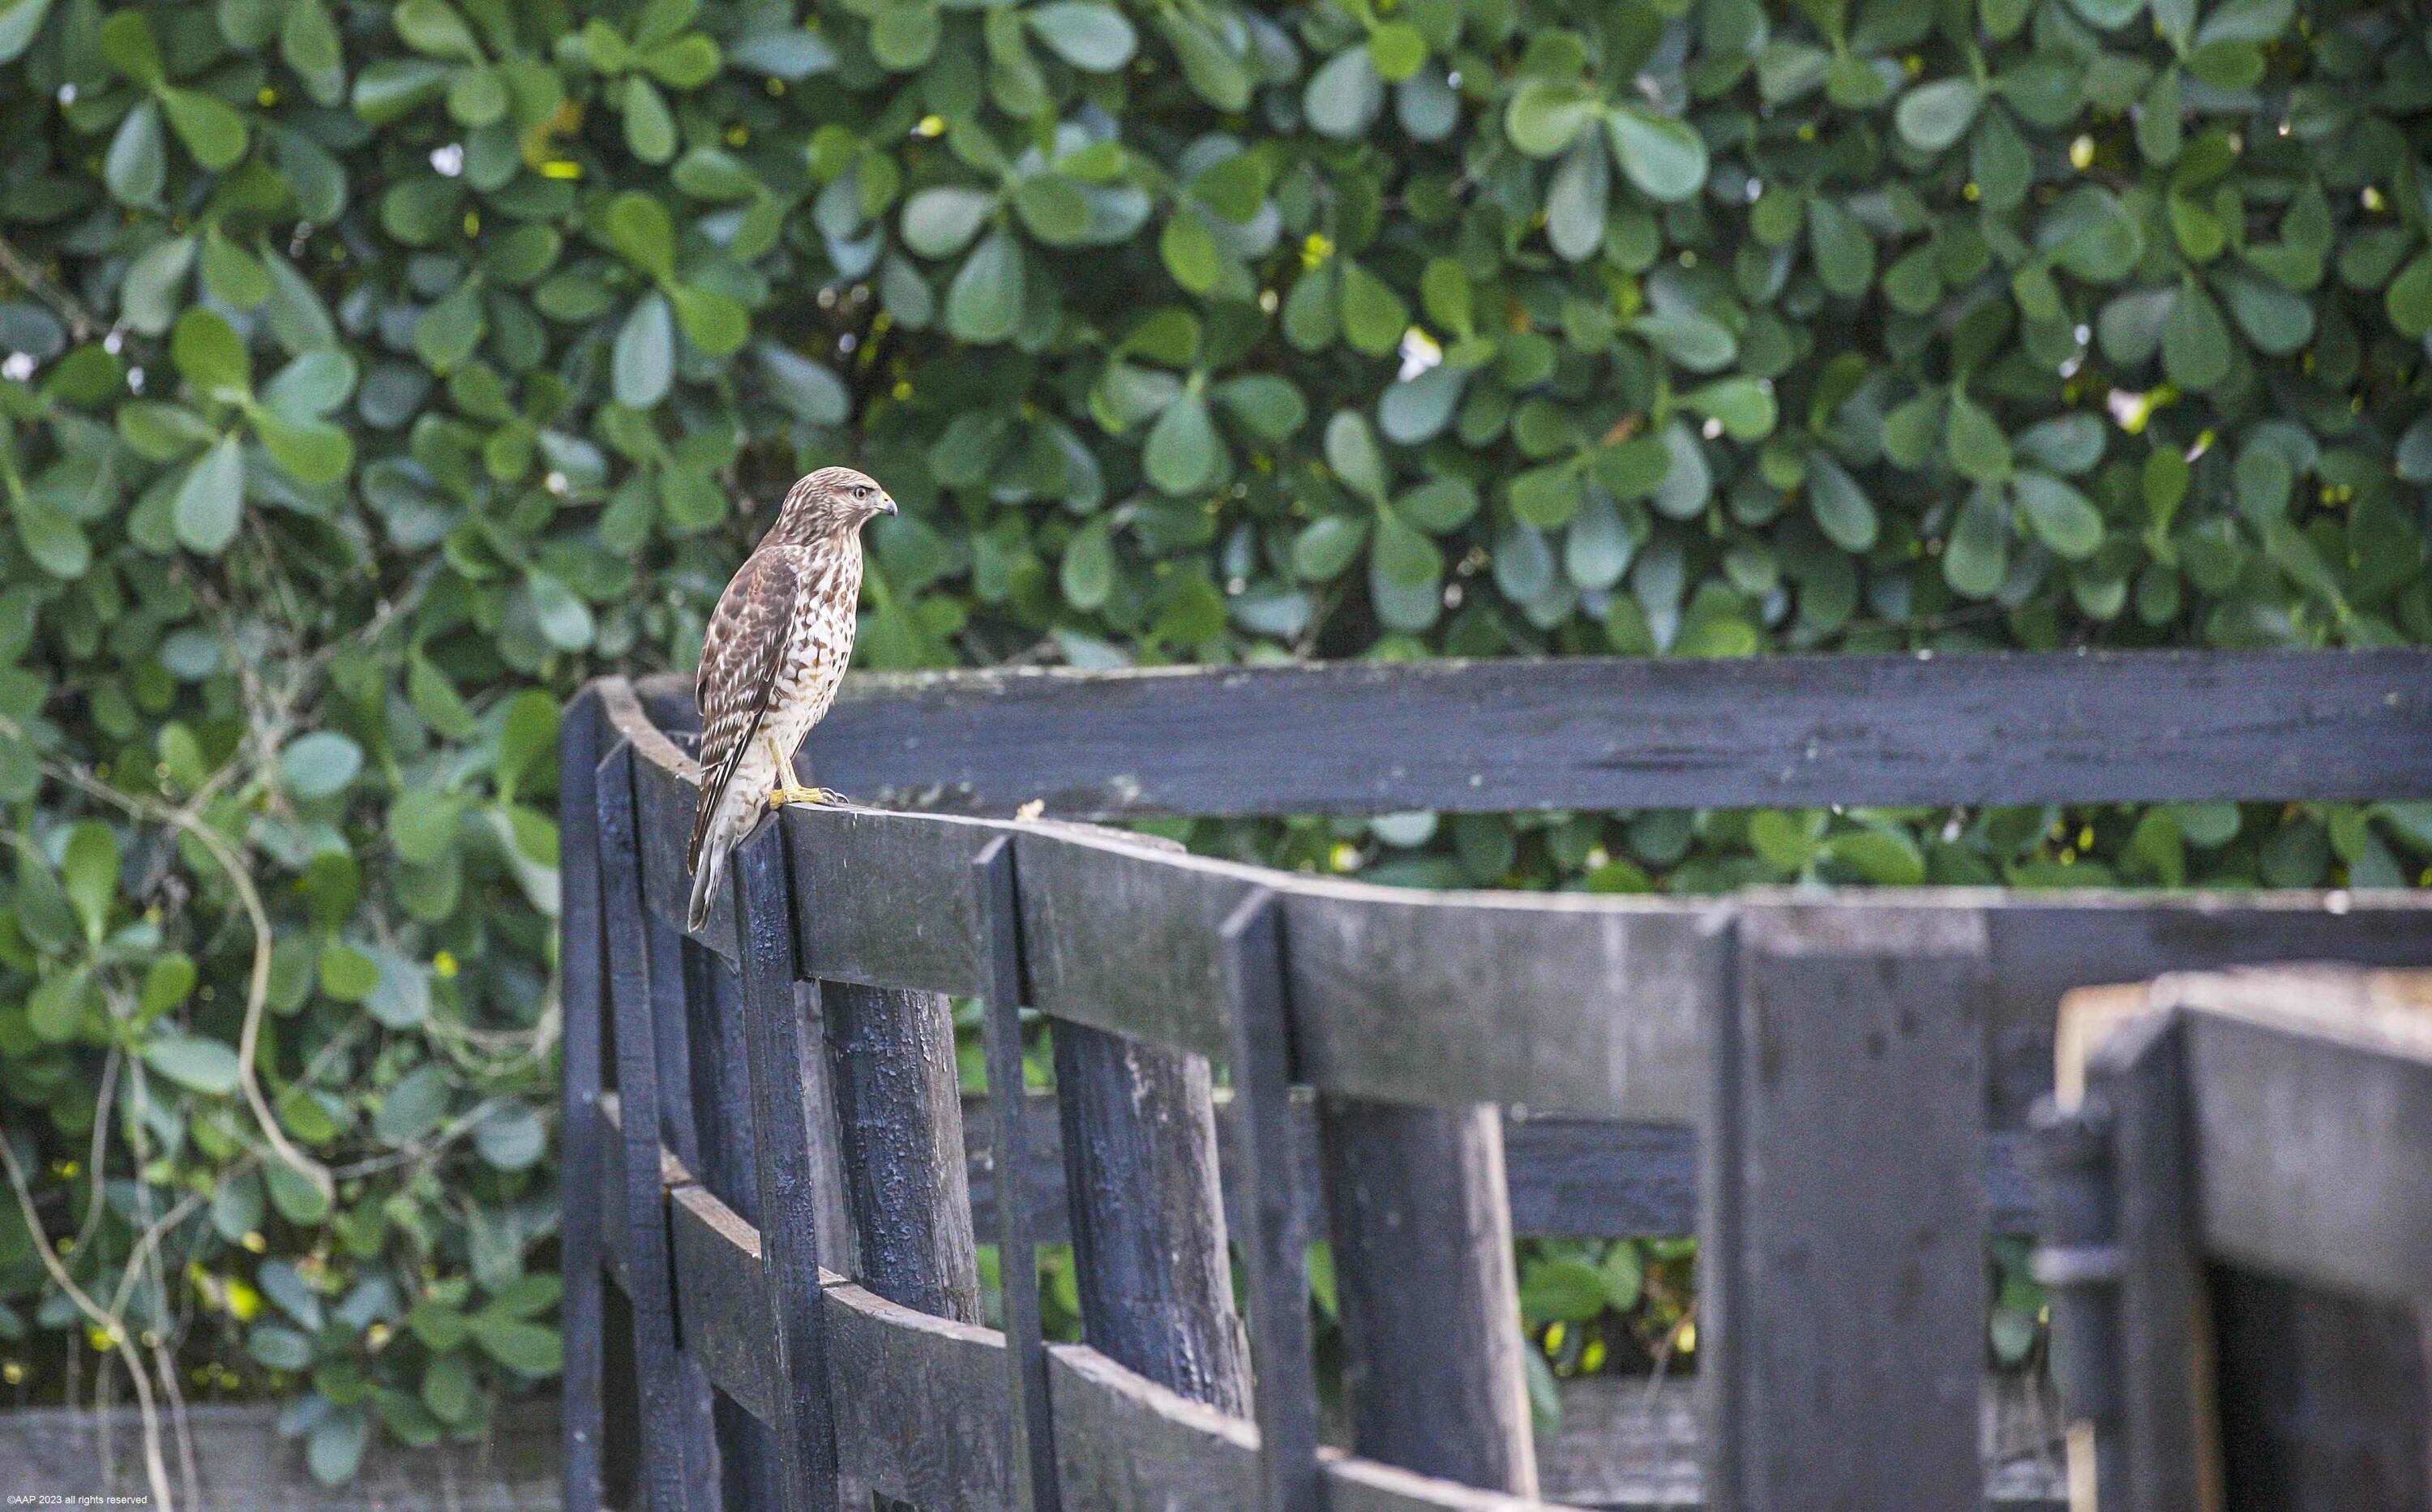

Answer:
[769,465,897,545]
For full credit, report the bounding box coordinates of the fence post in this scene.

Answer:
[731,820,843,1512]
[1220,889,1324,1512]
[1051,1024,1252,1416]
[558,687,608,1512]
[688,951,784,1511]
[816,975,985,1325]
[974,838,1060,1512]
[594,742,710,1512]
[1317,1099,1537,1493]
[2088,1009,2220,1512]
[1702,903,1989,1512]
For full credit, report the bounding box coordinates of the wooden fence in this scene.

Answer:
[559,649,2432,1512]
[2032,966,2432,1512]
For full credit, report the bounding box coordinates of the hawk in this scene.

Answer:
[686,466,896,931]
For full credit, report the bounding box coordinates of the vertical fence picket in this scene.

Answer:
[1702,904,1989,1512]
[641,908,722,1510]
[558,687,608,1512]
[595,742,707,1512]
[2091,1012,2219,1512]
[689,951,784,1512]
[1219,889,1324,1512]
[1051,1022,1252,1416]
[731,820,843,1512]
[974,838,1061,1512]
[1318,1099,1537,1493]
[816,977,985,1326]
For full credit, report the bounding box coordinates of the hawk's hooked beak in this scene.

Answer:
[879,495,898,516]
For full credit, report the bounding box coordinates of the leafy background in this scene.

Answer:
[2,0,2429,1485]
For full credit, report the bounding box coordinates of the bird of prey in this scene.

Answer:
[686,465,896,932]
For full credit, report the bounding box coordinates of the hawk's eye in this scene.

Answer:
[852,485,870,500]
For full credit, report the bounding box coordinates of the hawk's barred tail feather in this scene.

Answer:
[686,833,726,934]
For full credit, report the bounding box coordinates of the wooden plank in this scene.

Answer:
[1051,1023,1252,1416]
[1220,891,1325,1512]
[604,677,2432,1125]
[1044,1345,1610,1512]
[1016,824,1723,1118]
[2171,972,2432,1304]
[1047,1343,1260,1512]
[1321,1099,1537,1493]
[685,955,786,1511]
[730,822,844,1511]
[976,837,1064,1512]
[1703,905,1989,1512]
[2087,1009,2222,1512]
[595,742,712,1512]
[816,979,985,1323]
[638,902,723,1512]
[623,649,2432,819]
[822,1279,1013,1512]
[558,684,610,1512]
[670,1180,781,1427]
[972,1096,2046,1241]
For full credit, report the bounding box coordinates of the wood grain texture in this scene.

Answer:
[816,978,984,1326]
[975,838,1063,1512]
[631,649,2432,819]
[1321,1099,1538,1495]
[970,1095,2043,1241]
[1221,892,1325,1512]
[1052,1022,1252,1417]
[730,821,844,1512]
[595,743,713,1512]
[1702,906,1989,1512]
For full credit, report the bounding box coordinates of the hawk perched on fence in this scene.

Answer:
[686,466,896,931]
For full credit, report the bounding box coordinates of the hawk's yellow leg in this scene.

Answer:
[766,737,846,809]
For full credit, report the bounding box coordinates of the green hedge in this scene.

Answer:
[2,0,2429,1480]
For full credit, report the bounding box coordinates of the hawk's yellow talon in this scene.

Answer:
[769,785,849,809]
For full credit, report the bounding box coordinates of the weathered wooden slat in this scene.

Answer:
[684,953,786,1511]
[1703,906,1989,1512]
[976,838,1063,1512]
[2169,976,2432,1304]
[1051,1022,1252,1418]
[559,685,610,1512]
[597,743,713,1512]
[1046,1343,1258,1512]
[816,978,985,1324]
[670,1180,781,1426]
[730,822,845,1511]
[1044,1345,1607,1512]
[821,1279,1013,1512]
[626,649,2432,819]
[2087,1009,2218,1512]
[1321,1098,1538,1493]
[970,1096,2045,1240]
[606,679,2432,1123]
[1220,891,1325,1512]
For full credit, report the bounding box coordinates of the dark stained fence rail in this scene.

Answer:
[563,650,2432,1512]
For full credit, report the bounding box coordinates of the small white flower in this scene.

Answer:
[430,143,465,178]
[1701,418,1723,440]
[1,353,34,382]
[56,84,75,105]
[546,471,571,496]
[1396,328,1443,382]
